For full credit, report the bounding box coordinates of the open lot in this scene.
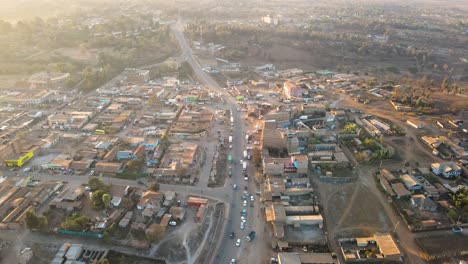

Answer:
[415,234,468,259]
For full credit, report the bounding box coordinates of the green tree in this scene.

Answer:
[24,210,48,231]
[408,65,418,74]
[343,123,357,134]
[91,190,109,209]
[448,209,458,221]
[88,178,109,191]
[102,193,111,208]
[178,61,193,79]
[149,183,160,192]
[60,214,90,232]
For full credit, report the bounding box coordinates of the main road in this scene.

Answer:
[170,22,254,263]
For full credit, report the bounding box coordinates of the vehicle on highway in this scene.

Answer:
[169,221,177,226]
[241,209,247,216]
[246,231,256,241]
[230,232,235,239]
[243,200,247,207]
[250,195,254,202]
[236,239,241,246]
[240,222,245,230]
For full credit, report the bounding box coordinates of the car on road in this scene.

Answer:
[250,195,254,202]
[233,184,237,190]
[242,195,247,200]
[241,216,246,223]
[230,259,236,264]
[89,170,95,176]
[243,200,247,207]
[169,221,177,226]
[241,209,247,216]
[229,145,232,149]
[236,239,241,246]
[230,232,235,239]
[240,222,245,230]
[243,190,248,195]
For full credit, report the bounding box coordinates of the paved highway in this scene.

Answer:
[170,22,258,263]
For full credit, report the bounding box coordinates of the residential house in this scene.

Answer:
[410,195,437,212]
[284,81,303,99]
[137,190,163,210]
[391,183,411,199]
[400,174,422,191]
[431,162,463,178]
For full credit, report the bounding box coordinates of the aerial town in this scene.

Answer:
[0,0,467,264]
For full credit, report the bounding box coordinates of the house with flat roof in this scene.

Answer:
[339,233,402,263]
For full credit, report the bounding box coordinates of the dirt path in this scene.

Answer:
[182,229,192,264]
[191,209,214,263]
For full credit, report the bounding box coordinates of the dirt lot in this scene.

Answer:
[415,234,468,259]
[107,250,166,264]
[314,167,392,239]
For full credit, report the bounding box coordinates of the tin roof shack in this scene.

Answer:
[170,107,213,139]
[137,190,163,210]
[400,174,422,191]
[49,187,84,211]
[339,233,402,263]
[263,155,309,176]
[391,183,411,199]
[264,177,313,201]
[169,206,186,221]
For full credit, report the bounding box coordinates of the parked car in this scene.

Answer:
[243,200,247,207]
[241,209,247,216]
[250,195,254,202]
[169,221,177,226]
[230,259,236,264]
[241,216,246,223]
[236,238,241,246]
[230,232,235,239]
[240,222,245,230]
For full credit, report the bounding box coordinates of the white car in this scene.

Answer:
[243,200,247,207]
[229,145,232,149]
[240,222,245,230]
[169,221,177,226]
[241,216,246,223]
[230,259,236,264]
[250,195,254,202]
[236,238,241,246]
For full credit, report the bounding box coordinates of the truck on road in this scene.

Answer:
[246,231,256,241]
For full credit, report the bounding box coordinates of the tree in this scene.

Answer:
[24,210,48,231]
[91,190,109,209]
[149,183,160,192]
[178,61,193,79]
[88,178,109,191]
[145,224,166,242]
[60,214,90,232]
[102,193,111,208]
[408,65,418,74]
[448,208,458,221]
